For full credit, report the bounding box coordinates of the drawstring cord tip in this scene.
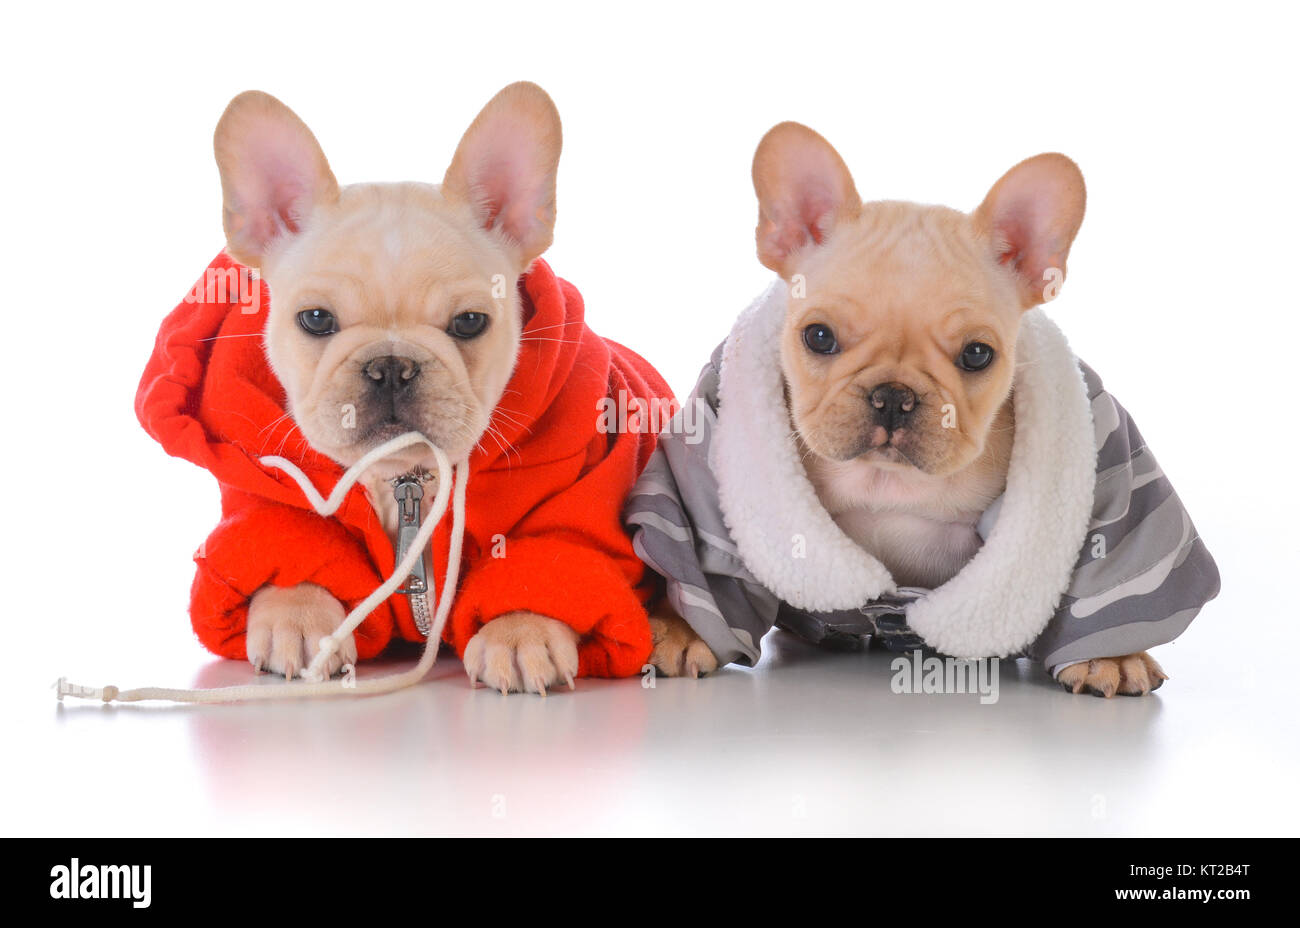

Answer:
[54,677,119,703]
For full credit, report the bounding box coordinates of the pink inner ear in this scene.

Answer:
[976,155,1084,306]
[757,134,857,271]
[247,148,315,233]
[993,204,1066,283]
[759,179,841,273]
[763,186,832,258]
[995,216,1028,268]
[799,183,839,246]
[470,156,536,244]
[271,180,309,235]
[223,117,331,259]
[458,130,552,251]
[995,194,1062,278]
[237,180,308,247]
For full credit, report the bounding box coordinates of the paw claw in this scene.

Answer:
[247,584,350,681]
[1059,652,1164,699]
[465,613,579,696]
[649,612,718,679]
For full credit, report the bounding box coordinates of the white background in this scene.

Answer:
[2,0,1297,836]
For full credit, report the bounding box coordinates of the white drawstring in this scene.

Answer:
[55,432,467,704]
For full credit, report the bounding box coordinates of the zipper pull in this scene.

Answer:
[393,476,433,607]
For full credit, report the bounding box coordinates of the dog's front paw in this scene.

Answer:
[649,611,718,678]
[1058,652,1168,698]
[246,583,356,679]
[463,612,580,695]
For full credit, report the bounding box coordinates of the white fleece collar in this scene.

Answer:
[711,282,1097,659]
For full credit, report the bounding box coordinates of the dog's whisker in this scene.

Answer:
[491,407,532,434]
[519,321,578,335]
[477,421,521,466]
[257,411,293,437]
[255,412,296,452]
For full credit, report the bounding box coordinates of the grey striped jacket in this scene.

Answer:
[625,283,1219,675]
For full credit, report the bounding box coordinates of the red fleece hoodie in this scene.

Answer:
[137,252,672,678]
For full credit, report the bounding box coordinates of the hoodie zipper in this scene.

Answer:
[393,475,434,637]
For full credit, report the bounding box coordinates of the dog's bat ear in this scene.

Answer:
[973,153,1086,309]
[213,91,339,268]
[442,81,562,271]
[752,122,861,277]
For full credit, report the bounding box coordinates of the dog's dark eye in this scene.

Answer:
[803,323,839,355]
[958,342,995,371]
[296,308,337,336]
[448,311,489,339]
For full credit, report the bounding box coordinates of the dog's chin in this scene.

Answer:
[868,438,987,479]
[824,430,954,476]
[309,420,475,478]
[807,427,926,471]
[355,445,442,481]
[361,419,429,448]
[858,444,917,469]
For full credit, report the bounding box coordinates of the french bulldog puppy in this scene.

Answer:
[211,83,654,693]
[655,124,1166,696]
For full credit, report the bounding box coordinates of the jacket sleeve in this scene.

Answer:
[1026,362,1221,672]
[443,391,664,678]
[625,344,781,668]
[190,489,400,661]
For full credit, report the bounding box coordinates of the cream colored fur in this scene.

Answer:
[214,84,577,694]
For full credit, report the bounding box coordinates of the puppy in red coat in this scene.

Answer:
[137,83,680,694]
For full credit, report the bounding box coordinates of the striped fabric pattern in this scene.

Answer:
[626,344,1220,672]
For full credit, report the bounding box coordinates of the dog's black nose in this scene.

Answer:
[868,383,917,432]
[362,356,420,395]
